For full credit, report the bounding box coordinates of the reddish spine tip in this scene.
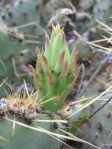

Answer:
[59,51,65,61]
[73,41,79,53]
[62,31,66,42]
[35,47,41,57]
[67,75,78,91]
[56,92,65,102]
[44,30,50,45]
[42,54,48,65]
[60,60,68,77]
[72,50,78,66]
[48,70,54,85]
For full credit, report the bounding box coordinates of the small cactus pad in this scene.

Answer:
[30,24,82,111]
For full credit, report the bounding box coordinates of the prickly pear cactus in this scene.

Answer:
[0,24,88,149]
[0,95,63,149]
[0,24,24,96]
[0,92,88,149]
[47,8,76,28]
[75,100,112,149]
[0,24,20,78]
[2,0,72,40]
[75,0,112,33]
[79,0,112,21]
[72,61,112,148]
[0,0,76,96]
[1,0,41,27]
[0,0,76,60]
[93,0,112,21]
[0,0,13,5]
[42,0,76,25]
[0,22,36,96]
[30,24,82,112]
[0,0,44,49]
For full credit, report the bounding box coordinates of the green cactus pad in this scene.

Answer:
[0,115,63,149]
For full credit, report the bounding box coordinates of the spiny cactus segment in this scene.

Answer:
[29,24,82,112]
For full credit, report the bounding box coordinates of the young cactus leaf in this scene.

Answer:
[61,31,71,63]
[35,48,43,72]
[29,65,42,90]
[50,24,61,44]
[60,60,68,77]
[48,70,55,85]
[35,47,41,57]
[42,54,49,73]
[71,51,78,72]
[51,33,62,67]
[67,75,78,91]
[54,50,65,74]
[44,31,51,63]
[71,41,79,60]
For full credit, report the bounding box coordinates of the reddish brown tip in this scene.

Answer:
[42,54,48,65]
[60,60,68,77]
[48,70,54,85]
